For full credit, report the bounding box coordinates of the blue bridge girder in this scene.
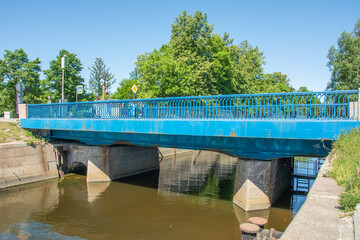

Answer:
[21,90,360,160]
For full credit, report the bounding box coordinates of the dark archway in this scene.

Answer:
[67,162,87,176]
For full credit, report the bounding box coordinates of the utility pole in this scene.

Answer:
[101,68,106,100]
[61,55,66,103]
[102,79,106,100]
[100,78,105,100]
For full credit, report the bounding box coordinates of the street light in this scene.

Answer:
[61,55,66,102]
[100,78,105,100]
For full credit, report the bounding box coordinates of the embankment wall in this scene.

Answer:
[0,143,58,189]
[280,156,354,239]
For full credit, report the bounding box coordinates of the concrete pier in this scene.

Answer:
[63,144,160,182]
[233,157,292,211]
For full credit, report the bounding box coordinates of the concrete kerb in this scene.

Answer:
[354,204,360,240]
[0,142,28,149]
[280,156,354,240]
[0,117,19,123]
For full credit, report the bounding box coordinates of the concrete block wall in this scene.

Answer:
[158,147,194,157]
[0,143,59,189]
[107,146,159,179]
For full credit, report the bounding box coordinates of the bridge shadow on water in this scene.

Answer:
[118,151,323,223]
[117,151,236,201]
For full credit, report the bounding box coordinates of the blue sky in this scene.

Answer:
[0,0,359,93]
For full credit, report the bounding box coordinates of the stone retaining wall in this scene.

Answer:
[158,147,195,157]
[0,143,59,189]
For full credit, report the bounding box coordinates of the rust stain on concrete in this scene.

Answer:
[101,147,108,169]
[40,145,48,174]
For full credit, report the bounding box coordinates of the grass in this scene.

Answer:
[329,127,360,212]
[0,121,45,145]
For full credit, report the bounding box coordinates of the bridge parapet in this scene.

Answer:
[27,90,359,121]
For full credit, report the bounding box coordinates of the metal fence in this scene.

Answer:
[27,90,359,120]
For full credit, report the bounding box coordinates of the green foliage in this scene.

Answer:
[81,92,97,102]
[0,121,44,144]
[252,72,295,93]
[0,49,42,115]
[43,50,84,102]
[199,168,219,199]
[134,11,294,98]
[229,40,265,94]
[297,86,311,92]
[339,189,360,212]
[327,20,360,90]
[329,127,360,212]
[112,78,139,99]
[129,67,140,80]
[88,58,116,96]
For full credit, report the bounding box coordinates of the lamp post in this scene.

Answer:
[100,78,105,100]
[61,55,66,102]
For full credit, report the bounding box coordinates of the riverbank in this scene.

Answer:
[280,156,354,239]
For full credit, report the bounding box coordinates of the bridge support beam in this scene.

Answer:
[64,144,160,182]
[233,157,292,211]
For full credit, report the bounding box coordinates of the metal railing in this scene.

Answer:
[27,90,359,120]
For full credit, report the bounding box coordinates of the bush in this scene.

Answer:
[329,128,360,212]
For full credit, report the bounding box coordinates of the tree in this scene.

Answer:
[0,49,42,115]
[135,11,295,98]
[112,78,139,100]
[136,46,189,98]
[43,50,84,102]
[297,86,310,92]
[168,10,223,96]
[88,58,116,97]
[129,66,140,80]
[229,40,265,94]
[136,11,233,98]
[253,72,294,93]
[327,20,360,90]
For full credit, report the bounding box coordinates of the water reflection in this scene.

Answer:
[158,151,236,200]
[0,151,320,239]
[87,182,111,205]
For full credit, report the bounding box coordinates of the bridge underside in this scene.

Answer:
[21,118,359,160]
[48,129,329,160]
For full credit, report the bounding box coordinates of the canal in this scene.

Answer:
[0,150,321,240]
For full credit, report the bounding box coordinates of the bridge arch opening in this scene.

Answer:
[67,162,87,176]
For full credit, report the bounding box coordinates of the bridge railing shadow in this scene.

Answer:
[27,90,359,121]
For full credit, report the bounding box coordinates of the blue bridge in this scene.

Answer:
[21,90,360,160]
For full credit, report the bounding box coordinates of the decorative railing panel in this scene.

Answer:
[27,90,359,120]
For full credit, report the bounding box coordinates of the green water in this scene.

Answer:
[0,151,300,240]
